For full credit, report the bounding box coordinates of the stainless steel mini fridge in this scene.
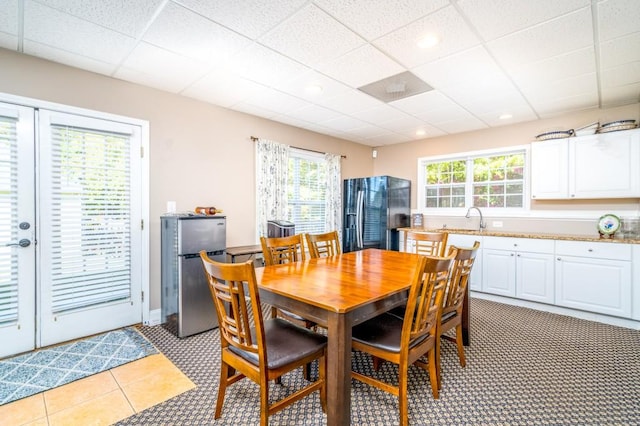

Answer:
[161,214,226,337]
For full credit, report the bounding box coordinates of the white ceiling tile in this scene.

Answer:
[181,70,268,108]
[286,104,343,123]
[601,62,640,88]
[364,132,409,146]
[322,115,372,132]
[241,88,311,115]
[457,0,589,41]
[230,102,278,120]
[476,104,538,127]
[270,70,352,102]
[597,0,640,41]
[532,92,599,117]
[23,40,117,75]
[601,82,640,107]
[0,32,18,50]
[459,91,536,120]
[600,32,640,68]
[142,2,251,66]
[487,8,593,69]
[348,124,394,139]
[259,4,365,67]
[24,1,137,64]
[316,44,406,88]
[509,47,596,86]
[315,89,383,114]
[374,5,480,68]
[521,73,597,104]
[391,90,456,116]
[224,43,311,88]
[397,124,447,140]
[0,0,19,35]
[270,114,316,130]
[435,117,488,134]
[175,0,308,40]
[350,104,414,124]
[33,0,164,37]
[116,42,211,93]
[378,114,427,132]
[314,0,450,41]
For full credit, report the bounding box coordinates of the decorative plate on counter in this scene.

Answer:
[597,120,637,133]
[597,214,620,236]
[534,130,574,141]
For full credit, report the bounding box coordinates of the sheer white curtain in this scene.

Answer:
[255,139,289,239]
[324,152,342,237]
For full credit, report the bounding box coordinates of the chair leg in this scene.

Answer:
[259,378,270,426]
[436,334,442,390]
[303,362,312,381]
[427,349,439,399]
[455,325,467,367]
[372,356,383,371]
[215,362,230,419]
[398,363,409,426]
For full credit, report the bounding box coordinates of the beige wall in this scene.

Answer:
[374,103,640,213]
[0,48,373,311]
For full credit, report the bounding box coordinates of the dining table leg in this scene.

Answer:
[325,311,352,426]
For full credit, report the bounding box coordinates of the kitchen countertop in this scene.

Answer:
[399,227,640,244]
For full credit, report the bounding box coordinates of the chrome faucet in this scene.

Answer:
[465,206,486,231]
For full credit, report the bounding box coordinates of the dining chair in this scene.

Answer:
[351,250,456,426]
[200,252,327,426]
[404,230,448,256]
[436,241,480,388]
[305,230,341,258]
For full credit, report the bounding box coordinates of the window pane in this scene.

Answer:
[287,154,326,233]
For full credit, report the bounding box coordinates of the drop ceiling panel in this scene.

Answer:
[509,47,596,87]
[348,124,394,139]
[23,40,117,75]
[532,92,599,117]
[116,42,210,93]
[315,90,383,115]
[398,124,447,140]
[378,114,428,132]
[520,73,597,104]
[350,104,415,124]
[601,62,640,88]
[270,69,352,102]
[175,0,308,40]
[142,2,251,66]
[457,0,589,41]
[435,117,488,134]
[259,4,365,67]
[597,0,640,41]
[487,8,593,70]
[32,0,164,37]
[229,102,278,120]
[600,32,640,68]
[601,82,640,106]
[316,44,405,88]
[224,43,310,88]
[364,132,409,146]
[313,0,450,41]
[0,0,19,35]
[322,115,372,132]
[24,1,137,64]
[240,87,311,115]
[181,70,268,108]
[374,5,480,69]
[0,33,18,50]
[286,104,343,123]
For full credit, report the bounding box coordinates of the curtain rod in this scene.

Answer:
[251,136,346,159]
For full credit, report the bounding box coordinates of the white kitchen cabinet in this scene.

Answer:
[555,240,632,318]
[446,234,483,291]
[530,138,569,199]
[482,236,555,303]
[530,129,640,199]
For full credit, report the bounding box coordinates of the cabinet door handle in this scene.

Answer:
[588,248,593,252]
[517,254,520,257]
[510,253,514,256]
[557,257,561,261]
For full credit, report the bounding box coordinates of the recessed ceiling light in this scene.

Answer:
[416,129,426,136]
[305,84,323,95]
[499,113,513,120]
[417,34,440,49]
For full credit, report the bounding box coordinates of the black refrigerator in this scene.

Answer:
[343,176,410,252]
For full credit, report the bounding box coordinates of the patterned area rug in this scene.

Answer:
[120,299,640,425]
[0,327,157,405]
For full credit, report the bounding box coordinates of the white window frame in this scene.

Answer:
[417,145,531,217]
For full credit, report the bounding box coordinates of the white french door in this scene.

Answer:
[38,111,142,346]
[0,101,144,357]
[0,103,36,358]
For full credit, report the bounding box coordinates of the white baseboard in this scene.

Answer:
[145,309,162,326]
[471,291,640,330]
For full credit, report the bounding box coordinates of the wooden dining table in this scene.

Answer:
[255,248,424,426]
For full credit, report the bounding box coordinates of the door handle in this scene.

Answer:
[6,239,31,248]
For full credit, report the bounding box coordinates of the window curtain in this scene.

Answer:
[255,138,289,239]
[324,152,342,237]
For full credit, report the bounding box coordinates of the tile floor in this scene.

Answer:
[0,353,194,426]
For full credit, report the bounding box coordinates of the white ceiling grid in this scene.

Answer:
[1,0,638,146]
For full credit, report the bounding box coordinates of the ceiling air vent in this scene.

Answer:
[357,71,433,103]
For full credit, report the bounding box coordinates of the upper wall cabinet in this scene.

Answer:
[530,129,640,200]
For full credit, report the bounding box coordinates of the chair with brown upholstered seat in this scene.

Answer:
[436,241,480,388]
[306,230,341,258]
[351,250,456,426]
[200,252,326,426]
